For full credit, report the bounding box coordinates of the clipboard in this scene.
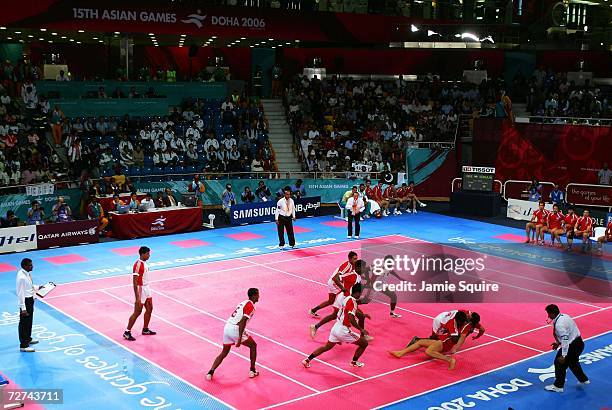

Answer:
[36,282,57,298]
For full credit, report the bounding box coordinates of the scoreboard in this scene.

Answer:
[462,166,495,192]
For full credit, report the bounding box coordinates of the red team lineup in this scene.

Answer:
[40,235,612,409]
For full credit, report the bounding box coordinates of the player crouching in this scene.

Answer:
[302,283,370,368]
[206,288,260,380]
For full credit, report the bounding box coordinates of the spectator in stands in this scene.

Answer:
[153,148,165,167]
[549,184,565,205]
[241,186,256,203]
[21,80,38,110]
[163,188,178,207]
[95,116,109,136]
[227,145,241,172]
[255,181,272,202]
[154,134,167,152]
[598,163,611,185]
[119,136,134,167]
[99,148,113,173]
[90,180,104,197]
[87,197,108,234]
[128,87,140,98]
[50,105,64,147]
[162,146,178,166]
[0,165,10,186]
[251,153,264,173]
[26,201,45,225]
[221,183,236,222]
[133,144,144,168]
[292,179,306,198]
[186,143,199,166]
[0,210,19,228]
[97,86,107,99]
[527,178,543,202]
[52,196,72,222]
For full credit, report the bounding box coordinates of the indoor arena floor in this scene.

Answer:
[0,211,610,410]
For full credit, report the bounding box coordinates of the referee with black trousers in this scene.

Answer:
[545,304,589,393]
[276,187,296,249]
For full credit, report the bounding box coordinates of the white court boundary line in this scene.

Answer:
[260,306,612,409]
[373,329,612,410]
[102,291,321,394]
[38,298,238,410]
[45,236,420,300]
[151,288,365,380]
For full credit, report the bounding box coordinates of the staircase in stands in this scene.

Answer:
[261,99,302,173]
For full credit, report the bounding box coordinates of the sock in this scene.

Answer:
[351,356,358,362]
[125,329,131,333]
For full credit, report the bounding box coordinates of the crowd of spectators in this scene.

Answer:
[513,68,611,119]
[0,61,63,188]
[285,74,492,174]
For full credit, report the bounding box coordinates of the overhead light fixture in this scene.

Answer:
[460,32,479,41]
[427,30,440,37]
[479,35,494,43]
[93,37,98,40]
[0,27,6,30]
[61,36,66,39]
[40,28,47,32]
[7,37,12,40]
[148,33,155,36]
[295,39,300,42]
[285,42,291,45]
[19,39,24,43]
[584,25,588,32]
[15,31,21,34]
[180,34,186,37]
[240,37,246,40]
[114,31,120,34]
[38,37,44,41]
[78,30,85,33]
[48,40,53,43]
[211,36,217,39]
[98,40,104,43]
[69,39,75,42]
[272,46,276,48]
[51,32,57,36]
[268,38,274,41]
[250,45,254,48]
[411,24,419,32]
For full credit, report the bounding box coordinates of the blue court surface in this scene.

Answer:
[0,211,610,409]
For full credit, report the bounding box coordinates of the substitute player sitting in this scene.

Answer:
[206,288,260,380]
[563,207,578,251]
[525,202,549,244]
[302,283,370,368]
[574,210,593,253]
[595,219,612,255]
[404,181,427,213]
[383,182,401,215]
[366,179,390,217]
[540,204,565,247]
[309,251,358,317]
[389,311,470,370]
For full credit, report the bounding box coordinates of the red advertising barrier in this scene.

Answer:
[111,207,202,239]
[36,219,99,249]
[502,180,555,201]
[473,119,612,187]
[565,183,612,208]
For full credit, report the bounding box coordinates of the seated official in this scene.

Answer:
[112,194,125,211]
[140,193,156,210]
[128,193,140,211]
[163,188,178,207]
[87,197,108,233]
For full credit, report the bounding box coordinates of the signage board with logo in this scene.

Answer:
[231,196,321,225]
[110,207,203,239]
[36,219,99,249]
[506,198,554,221]
[0,225,37,254]
[566,183,612,208]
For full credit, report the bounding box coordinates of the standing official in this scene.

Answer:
[275,188,296,249]
[345,191,365,239]
[545,304,589,392]
[17,258,39,352]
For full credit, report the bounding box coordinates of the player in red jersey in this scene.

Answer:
[123,246,156,341]
[383,182,401,215]
[596,219,612,255]
[309,251,358,317]
[394,183,410,214]
[302,283,370,368]
[206,288,260,380]
[388,311,470,370]
[574,210,593,252]
[540,204,565,246]
[404,181,427,214]
[310,260,371,340]
[562,207,578,251]
[525,202,549,244]
[366,179,390,216]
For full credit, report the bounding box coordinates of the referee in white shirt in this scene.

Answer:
[345,190,365,239]
[545,304,589,392]
[16,258,39,352]
[275,187,296,249]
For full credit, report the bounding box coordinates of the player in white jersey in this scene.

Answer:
[302,283,370,368]
[123,246,156,341]
[206,288,260,380]
[309,251,358,317]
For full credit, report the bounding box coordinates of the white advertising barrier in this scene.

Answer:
[506,198,554,221]
[0,225,38,254]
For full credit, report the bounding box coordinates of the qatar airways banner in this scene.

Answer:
[473,119,612,187]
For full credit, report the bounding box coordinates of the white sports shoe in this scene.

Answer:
[420,202,427,207]
[544,385,563,393]
[205,372,213,381]
[405,209,412,213]
[396,210,402,215]
[249,370,260,378]
[350,360,365,368]
[390,312,402,318]
[347,235,352,239]
[578,380,590,386]
[354,236,359,239]
[301,359,311,368]
[413,210,418,214]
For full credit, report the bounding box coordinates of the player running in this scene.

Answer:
[123,246,156,341]
[302,283,370,368]
[309,251,358,317]
[595,218,612,255]
[310,260,370,339]
[206,288,260,380]
[525,202,549,244]
[540,204,565,246]
[389,311,472,370]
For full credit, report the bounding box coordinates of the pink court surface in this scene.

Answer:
[43,235,611,409]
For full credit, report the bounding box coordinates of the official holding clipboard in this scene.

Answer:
[16,258,56,353]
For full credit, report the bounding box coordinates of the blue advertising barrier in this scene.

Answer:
[230,196,321,225]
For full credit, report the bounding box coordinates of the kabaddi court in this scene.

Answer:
[0,211,610,410]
